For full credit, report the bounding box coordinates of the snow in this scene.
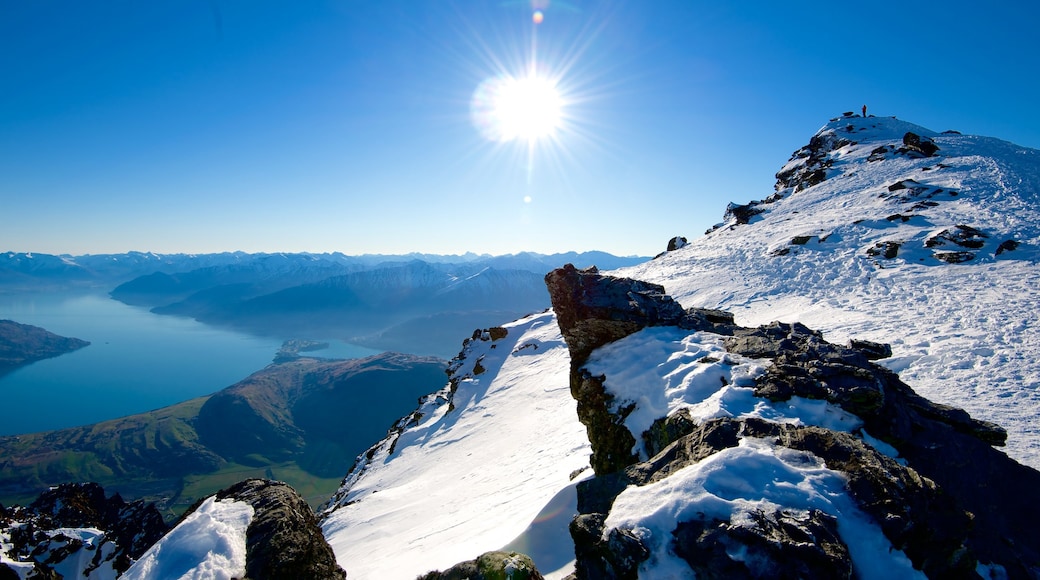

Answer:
[617,116,1040,469]
[0,524,120,580]
[122,497,254,580]
[581,323,921,576]
[320,310,592,579]
[584,327,862,459]
[317,116,1040,578]
[604,437,923,579]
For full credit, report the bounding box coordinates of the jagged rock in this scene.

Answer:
[996,239,1021,255]
[901,131,939,157]
[672,508,852,580]
[1,483,167,577]
[724,202,764,225]
[666,236,687,252]
[774,130,852,192]
[545,264,734,474]
[214,479,346,580]
[546,269,1040,578]
[847,338,892,360]
[925,225,989,249]
[545,264,735,366]
[569,514,648,580]
[867,145,893,162]
[934,250,975,263]
[866,241,901,259]
[419,550,544,580]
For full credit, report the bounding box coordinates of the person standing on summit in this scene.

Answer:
[862,105,867,117]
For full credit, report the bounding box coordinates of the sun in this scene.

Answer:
[471,74,564,143]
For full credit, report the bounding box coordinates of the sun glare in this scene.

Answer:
[472,74,564,143]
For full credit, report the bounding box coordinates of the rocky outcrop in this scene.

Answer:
[774,128,854,193]
[901,131,940,157]
[546,265,1040,578]
[0,483,167,577]
[419,551,544,580]
[545,264,735,474]
[214,479,345,580]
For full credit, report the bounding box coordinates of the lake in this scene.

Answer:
[0,291,381,436]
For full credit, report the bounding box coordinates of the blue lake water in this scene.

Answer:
[0,291,380,436]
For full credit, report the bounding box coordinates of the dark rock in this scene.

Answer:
[546,269,1040,578]
[774,130,851,193]
[847,338,892,360]
[666,236,688,252]
[925,225,989,249]
[545,265,734,366]
[933,251,975,263]
[2,483,167,576]
[569,514,648,580]
[545,265,736,475]
[867,145,892,162]
[996,239,1021,255]
[901,131,940,157]
[642,408,698,458]
[672,509,852,580]
[724,202,764,226]
[215,479,345,580]
[866,241,900,260]
[572,370,639,475]
[419,551,544,580]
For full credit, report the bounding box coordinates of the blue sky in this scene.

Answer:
[3,1,1038,257]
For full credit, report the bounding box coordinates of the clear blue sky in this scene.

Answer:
[3,1,1038,257]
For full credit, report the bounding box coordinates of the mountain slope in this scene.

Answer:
[618,114,1040,468]
[319,312,592,579]
[0,353,446,514]
[317,115,1040,578]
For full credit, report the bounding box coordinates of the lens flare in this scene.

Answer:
[532,10,544,24]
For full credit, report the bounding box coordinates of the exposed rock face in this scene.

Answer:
[774,129,853,193]
[902,131,940,157]
[0,483,167,577]
[672,507,852,580]
[546,265,1040,578]
[214,479,345,580]
[545,264,734,475]
[419,551,544,580]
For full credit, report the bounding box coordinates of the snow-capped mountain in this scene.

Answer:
[618,114,1040,470]
[315,114,1040,578]
[5,114,1040,579]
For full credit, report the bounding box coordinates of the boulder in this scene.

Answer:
[215,479,345,580]
[901,131,939,157]
[419,551,544,580]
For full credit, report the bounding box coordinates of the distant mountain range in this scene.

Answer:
[8,114,1040,578]
[1,250,648,359]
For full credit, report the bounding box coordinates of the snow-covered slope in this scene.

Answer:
[318,115,1040,579]
[617,114,1040,469]
[319,311,591,579]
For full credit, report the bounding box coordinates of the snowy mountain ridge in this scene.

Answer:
[314,114,1040,578]
[5,114,1040,578]
[618,114,1040,468]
